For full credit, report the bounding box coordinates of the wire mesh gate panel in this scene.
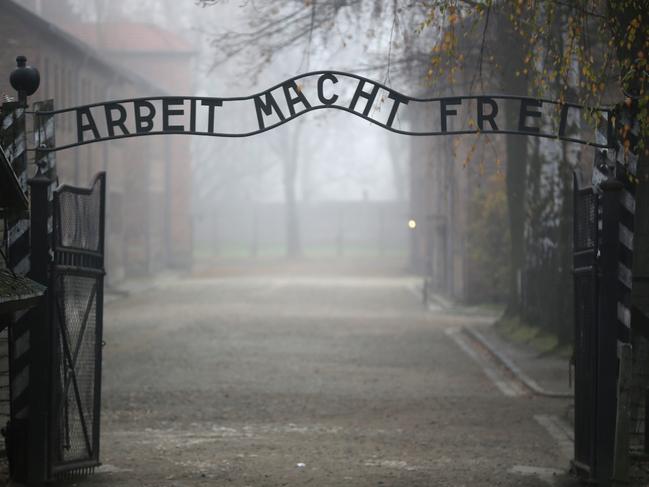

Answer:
[572,176,599,477]
[49,172,105,478]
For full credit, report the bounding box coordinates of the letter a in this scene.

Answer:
[76,107,100,143]
[282,81,312,117]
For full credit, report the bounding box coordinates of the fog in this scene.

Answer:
[2,1,629,485]
[58,0,413,270]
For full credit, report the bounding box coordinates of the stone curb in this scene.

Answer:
[427,292,453,311]
[463,326,573,399]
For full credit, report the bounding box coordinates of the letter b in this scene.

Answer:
[135,100,156,133]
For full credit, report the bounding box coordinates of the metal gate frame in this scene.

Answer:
[572,174,599,477]
[572,163,626,484]
[48,172,106,478]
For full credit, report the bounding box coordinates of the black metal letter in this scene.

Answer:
[386,92,409,128]
[440,98,462,132]
[518,98,542,134]
[104,103,130,137]
[254,91,285,130]
[76,107,100,143]
[349,80,380,117]
[201,98,223,133]
[282,81,312,117]
[134,100,155,134]
[190,98,196,132]
[163,97,185,132]
[477,97,499,131]
[317,73,339,105]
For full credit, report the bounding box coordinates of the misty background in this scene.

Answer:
[26,0,415,263]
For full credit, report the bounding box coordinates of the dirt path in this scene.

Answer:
[63,273,576,487]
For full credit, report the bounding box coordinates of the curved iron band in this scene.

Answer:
[41,105,614,152]
[30,70,613,150]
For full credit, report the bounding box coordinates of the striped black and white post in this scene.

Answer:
[612,136,636,346]
[591,107,637,346]
[606,102,639,346]
[0,102,32,430]
[1,103,30,276]
[612,101,649,462]
[1,57,52,482]
[593,100,649,477]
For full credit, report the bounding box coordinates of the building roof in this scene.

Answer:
[0,269,45,315]
[3,0,165,94]
[63,22,195,55]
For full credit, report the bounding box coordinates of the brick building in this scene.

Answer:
[0,0,195,282]
[62,21,195,270]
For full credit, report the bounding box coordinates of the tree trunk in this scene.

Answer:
[556,142,575,344]
[283,123,303,259]
[284,157,301,258]
[497,14,530,316]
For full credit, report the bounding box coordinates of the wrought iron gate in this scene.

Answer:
[49,172,105,478]
[572,175,599,476]
[572,162,627,483]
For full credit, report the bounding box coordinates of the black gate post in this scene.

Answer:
[572,174,597,478]
[25,172,53,485]
[4,54,51,485]
[596,177,623,485]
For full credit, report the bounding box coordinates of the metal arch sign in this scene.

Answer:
[34,71,613,151]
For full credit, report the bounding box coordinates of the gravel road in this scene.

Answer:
[69,271,578,487]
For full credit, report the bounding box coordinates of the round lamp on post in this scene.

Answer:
[9,55,40,106]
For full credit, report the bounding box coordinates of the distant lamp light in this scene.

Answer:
[408,219,417,229]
